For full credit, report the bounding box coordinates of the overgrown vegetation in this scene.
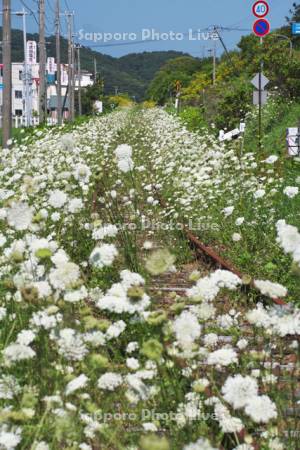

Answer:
[1,5,300,449]
[147,3,300,132]
[0,107,299,449]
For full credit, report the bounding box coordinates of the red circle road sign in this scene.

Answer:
[252,1,269,18]
[253,19,270,37]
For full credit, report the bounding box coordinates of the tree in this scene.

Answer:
[147,56,202,104]
[181,72,211,104]
[286,2,300,23]
[81,80,104,115]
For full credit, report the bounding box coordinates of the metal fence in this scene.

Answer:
[0,115,58,128]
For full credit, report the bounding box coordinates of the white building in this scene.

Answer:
[0,40,93,126]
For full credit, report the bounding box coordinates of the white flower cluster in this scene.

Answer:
[173,311,201,349]
[97,372,123,391]
[276,220,300,266]
[92,224,118,241]
[89,244,118,269]
[246,303,300,336]
[187,270,242,302]
[115,144,134,173]
[207,347,238,367]
[97,270,150,314]
[254,279,287,299]
[183,438,217,450]
[221,374,279,424]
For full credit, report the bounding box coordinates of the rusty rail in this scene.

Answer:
[155,191,287,307]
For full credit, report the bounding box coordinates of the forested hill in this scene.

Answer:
[0,27,190,100]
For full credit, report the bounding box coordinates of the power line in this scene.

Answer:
[77,26,253,49]
[63,0,71,11]
[19,0,39,26]
[46,0,55,14]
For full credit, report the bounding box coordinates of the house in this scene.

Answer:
[0,41,93,126]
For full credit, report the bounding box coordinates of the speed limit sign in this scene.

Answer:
[252,1,269,18]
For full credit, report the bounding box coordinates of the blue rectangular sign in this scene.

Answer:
[292,23,300,35]
[0,84,3,89]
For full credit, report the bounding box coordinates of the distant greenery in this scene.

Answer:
[3,2,300,123]
[0,27,188,101]
[148,3,300,130]
[147,56,203,104]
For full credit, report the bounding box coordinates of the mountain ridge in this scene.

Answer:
[0,27,192,100]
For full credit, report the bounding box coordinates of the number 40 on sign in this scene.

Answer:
[252,1,269,18]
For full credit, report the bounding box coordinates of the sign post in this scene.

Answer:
[252,1,269,18]
[291,23,300,35]
[252,1,270,151]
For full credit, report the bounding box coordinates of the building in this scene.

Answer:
[0,40,93,126]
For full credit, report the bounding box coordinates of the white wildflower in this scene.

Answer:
[173,311,201,349]
[106,320,126,339]
[207,347,238,367]
[232,233,242,242]
[115,144,132,160]
[48,190,67,208]
[254,189,265,199]
[235,217,245,226]
[16,330,36,346]
[117,158,134,173]
[0,425,22,450]
[97,372,123,391]
[92,224,118,240]
[65,374,89,395]
[222,206,234,217]
[74,164,91,183]
[3,343,35,364]
[254,279,287,299]
[276,220,300,264]
[244,395,277,423]
[183,438,217,450]
[283,186,298,198]
[49,261,80,290]
[7,202,33,231]
[56,329,87,361]
[89,244,118,269]
[126,358,140,371]
[222,375,258,409]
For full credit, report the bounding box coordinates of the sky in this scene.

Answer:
[8,0,297,58]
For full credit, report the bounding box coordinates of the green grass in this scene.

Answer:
[244,98,300,156]
[0,128,26,148]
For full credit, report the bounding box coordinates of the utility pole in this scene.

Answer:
[208,48,216,85]
[76,45,82,116]
[55,0,62,125]
[94,57,97,83]
[210,27,219,85]
[2,0,12,147]
[213,40,216,85]
[18,9,31,127]
[66,11,74,121]
[39,0,47,124]
[71,32,75,120]
[258,37,263,152]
